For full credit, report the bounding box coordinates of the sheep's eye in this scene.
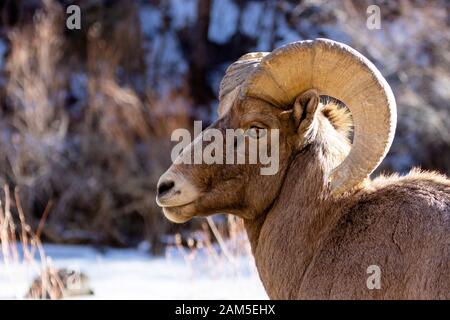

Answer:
[247,125,267,139]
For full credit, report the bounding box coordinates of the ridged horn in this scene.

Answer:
[220,38,397,194]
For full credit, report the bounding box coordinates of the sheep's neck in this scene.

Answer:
[243,143,345,298]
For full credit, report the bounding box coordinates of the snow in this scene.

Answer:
[255,2,276,51]
[0,39,6,70]
[241,2,264,38]
[69,72,88,101]
[208,0,239,44]
[140,5,163,36]
[170,0,198,30]
[0,244,267,300]
[145,30,188,88]
[275,13,301,47]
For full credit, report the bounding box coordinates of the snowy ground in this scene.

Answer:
[0,244,267,300]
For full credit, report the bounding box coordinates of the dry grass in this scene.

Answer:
[0,184,63,299]
[0,0,190,249]
[167,215,257,279]
[3,1,67,187]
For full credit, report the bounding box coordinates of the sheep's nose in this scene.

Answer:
[156,171,199,208]
[157,179,175,197]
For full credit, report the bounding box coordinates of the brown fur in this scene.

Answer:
[159,90,450,299]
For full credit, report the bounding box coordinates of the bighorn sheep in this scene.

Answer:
[156,39,450,299]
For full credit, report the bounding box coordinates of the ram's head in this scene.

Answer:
[156,39,396,223]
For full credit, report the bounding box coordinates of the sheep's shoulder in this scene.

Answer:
[310,170,450,298]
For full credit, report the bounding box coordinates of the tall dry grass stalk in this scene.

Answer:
[0,185,63,299]
[169,215,256,279]
[4,0,67,186]
[0,0,179,248]
[86,23,150,152]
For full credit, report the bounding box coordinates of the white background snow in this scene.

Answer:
[0,244,267,300]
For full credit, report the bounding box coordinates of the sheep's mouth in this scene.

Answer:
[161,201,197,223]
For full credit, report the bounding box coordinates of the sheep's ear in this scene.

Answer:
[291,89,321,143]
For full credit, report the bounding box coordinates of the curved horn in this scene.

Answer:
[218,52,268,116]
[222,39,397,194]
